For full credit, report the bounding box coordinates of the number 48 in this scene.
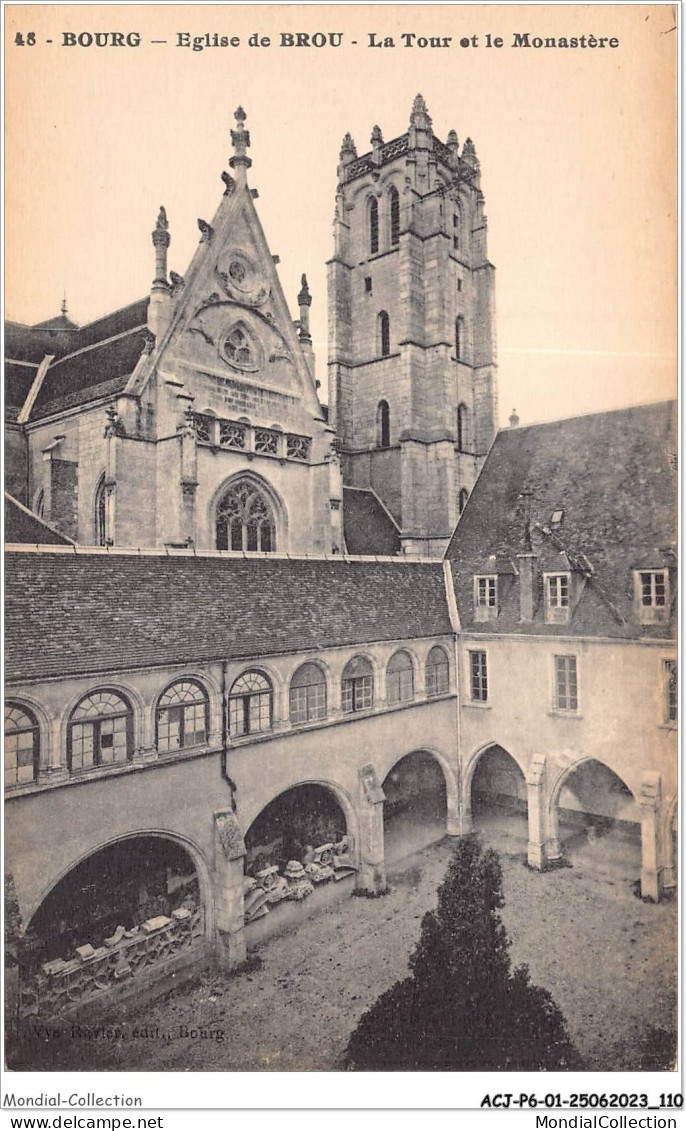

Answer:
[15,32,36,45]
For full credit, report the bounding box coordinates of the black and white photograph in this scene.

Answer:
[3,0,678,1103]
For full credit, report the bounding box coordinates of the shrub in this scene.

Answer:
[346,834,578,1070]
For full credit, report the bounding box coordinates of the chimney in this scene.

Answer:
[515,490,535,621]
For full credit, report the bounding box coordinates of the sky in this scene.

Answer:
[5,4,677,428]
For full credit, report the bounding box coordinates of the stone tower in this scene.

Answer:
[327,95,498,556]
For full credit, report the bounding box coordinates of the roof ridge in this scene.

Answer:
[4,543,439,564]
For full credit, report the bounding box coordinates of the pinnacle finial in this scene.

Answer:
[371,124,383,145]
[229,106,252,172]
[156,206,169,231]
[340,132,357,160]
[61,293,68,318]
[462,137,478,166]
[409,93,432,133]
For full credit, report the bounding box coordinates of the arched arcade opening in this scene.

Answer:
[469,744,528,853]
[19,836,206,1020]
[382,751,448,865]
[551,759,641,881]
[242,784,357,943]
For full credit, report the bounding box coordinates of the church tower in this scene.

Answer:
[328,95,498,556]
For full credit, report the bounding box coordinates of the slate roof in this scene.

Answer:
[5,361,37,420]
[343,487,400,556]
[31,328,148,419]
[5,552,452,682]
[446,401,677,640]
[4,495,74,546]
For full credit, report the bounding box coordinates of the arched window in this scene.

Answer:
[342,655,374,714]
[387,651,414,705]
[68,690,133,773]
[389,185,400,247]
[5,703,40,787]
[457,402,469,452]
[452,211,460,251]
[455,316,465,361]
[377,400,390,449]
[34,490,45,519]
[459,488,469,514]
[377,311,390,358]
[156,679,209,754]
[216,480,275,552]
[369,197,379,255]
[95,475,108,546]
[426,646,450,697]
[229,671,273,737]
[289,663,327,724]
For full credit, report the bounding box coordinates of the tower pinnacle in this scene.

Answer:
[229,106,252,174]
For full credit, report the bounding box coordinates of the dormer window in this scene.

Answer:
[474,575,498,621]
[635,570,669,624]
[545,573,571,624]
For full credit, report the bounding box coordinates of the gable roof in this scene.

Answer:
[343,487,400,556]
[30,328,149,420]
[446,400,677,639]
[5,551,453,682]
[4,494,74,546]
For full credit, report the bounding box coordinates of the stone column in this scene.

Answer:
[212,807,247,969]
[526,753,548,870]
[356,764,387,895]
[639,772,662,902]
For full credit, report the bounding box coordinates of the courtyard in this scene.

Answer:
[17,812,677,1074]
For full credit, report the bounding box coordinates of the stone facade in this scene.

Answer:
[328,96,498,555]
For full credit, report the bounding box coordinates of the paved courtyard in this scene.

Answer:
[18,819,677,1073]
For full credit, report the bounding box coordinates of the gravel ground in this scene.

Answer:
[19,821,677,1073]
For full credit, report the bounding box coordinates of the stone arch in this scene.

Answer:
[148,668,223,750]
[24,828,213,944]
[463,742,528,811]
[210,470,288,554]
[381,748,458,863]
[465,743,528,847]
[548,757,641,873]
[287,658,331,724]
[241,778,360,870]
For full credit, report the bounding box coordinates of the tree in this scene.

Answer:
[346,834,578,1070]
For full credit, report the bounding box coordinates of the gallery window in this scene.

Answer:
[426,646,450,697]
[229,671,273,737]
[389,185,400,246]
[156,680,209,754]
[455,316,465,361]
[342,656,374,714]
[386,651,415,705]
[457,403,469,452]
[68,690,133,773]
[289,663,327,725]
[4,703,40,787]
[95,475,108,546]
[369,197,379,255]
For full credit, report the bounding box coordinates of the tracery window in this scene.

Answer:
[342,656,374,714]
[222,323,258,371]
[229,671,273,737]
[67,690,133,773]
[289,663,327,724]
[95,475,108,546]
[5,703,40,787]
[387,651,414,705]
[389,186,400,247]
[156,680,209,754]
[216,480,275,552]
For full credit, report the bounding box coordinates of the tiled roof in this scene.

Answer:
[343,487,400,556]
[31,328,148,419]
[4,299,148,364]
[5,552,452,682]
[446,401,677,639]
[4,494,73,546]
[5,360,37,417]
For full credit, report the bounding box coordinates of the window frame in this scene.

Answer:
[544,572,572,625]
[386,651,415,706]
[369,197,379,255]
[377,400,390,449]
[635,569,670,624]
[474,575,498,621]
[468,649,488,704]
[155,679,210,754]
[426,646,450,697]
[553,654,579,714]
[341,656,375,715]
[289,663,328,725]
[4,703,40,788]
[67,689,134,774]
[389,185,400,247]
[377,311,390,358]
[228,670,273,738]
